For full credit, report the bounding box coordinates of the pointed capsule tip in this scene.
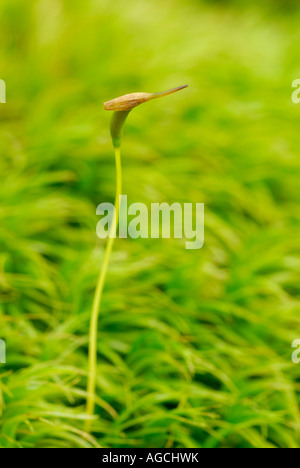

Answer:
[149,85,188,101]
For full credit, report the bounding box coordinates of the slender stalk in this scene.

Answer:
[85,84,187,433]
[85,146,122,433]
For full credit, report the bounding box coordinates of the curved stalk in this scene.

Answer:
[85,146,122,433]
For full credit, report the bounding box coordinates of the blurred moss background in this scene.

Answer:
[0,0,300,448]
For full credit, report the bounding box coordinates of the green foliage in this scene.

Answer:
[0,0,300,448]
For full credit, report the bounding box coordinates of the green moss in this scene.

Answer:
[0,0,299,448]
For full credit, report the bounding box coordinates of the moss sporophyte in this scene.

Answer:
[85,85,188,432]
